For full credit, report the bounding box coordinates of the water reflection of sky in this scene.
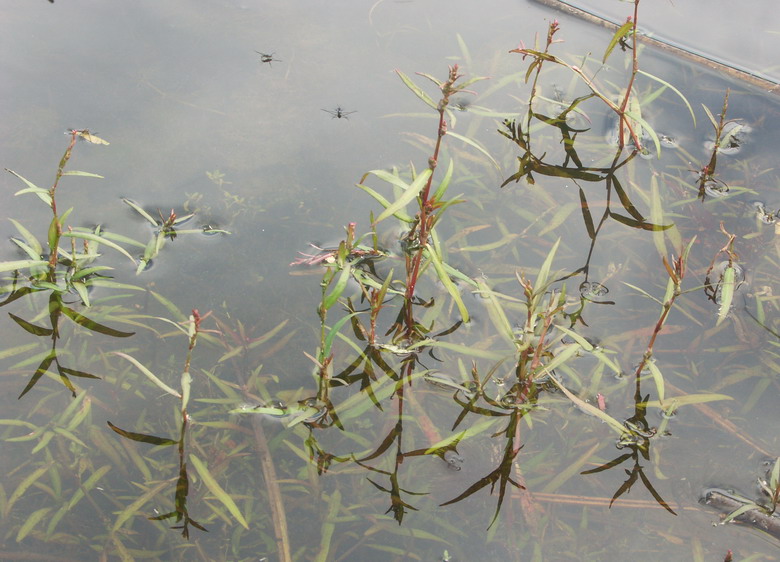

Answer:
[2,1,780,560]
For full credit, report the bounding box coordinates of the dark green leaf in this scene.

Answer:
[18,352,56,399]
[107,421,178,446]
[578,188,596,240]
[8,313,54,336]
[60,306,135,337]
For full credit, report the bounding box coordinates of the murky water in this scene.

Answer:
[1,1,780,560]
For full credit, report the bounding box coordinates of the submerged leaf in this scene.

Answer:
[189,454,249,529]
[112,352,181,398]
[106,421,178,446]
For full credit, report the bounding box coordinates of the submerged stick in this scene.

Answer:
[702,488,780,540]
[529,0,780,94]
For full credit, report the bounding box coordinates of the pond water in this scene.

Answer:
[1,1,780,560]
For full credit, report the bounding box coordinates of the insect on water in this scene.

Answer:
[321,106,356,119]
[255,51,281,66]
[65,129,110,145]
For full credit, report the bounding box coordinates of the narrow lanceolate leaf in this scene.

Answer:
[5,463,52,517]
[61,306,135,337]
[323,262,352,311]
[445,131,500,169]
[355,183,412,223]
[0,259,48,273]
[9,219,42,256]
[641,393,733,408]
[18,352,57,399]
[106,421,178,446]
[716,266,736,326]
[395,70,438,110]
[61,231,136,265]
[533,238,560,298]
[67,465,111,510]
[578,188,596,240]
[122,198,157,227]
[645,359,665,407]
[112,480,170,532]
[8,313,54,337]
[61,170,104,178]
[189,454,249,529]
[5,169,52,205]
[603,20,633,63]
[426,244,469,323]
[112,352,181,398]
[374,169,432,224]
[547,375,627,436]
[639,69,696,126]
[16,507,52,542]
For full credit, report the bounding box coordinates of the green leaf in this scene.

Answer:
[112,480,169,532]
[180,371,192,410]
[323,313,362,360]
[8,313,53,336]
[0,259,48,273]
[374,169,432,225]
[445,131,500,169]
[395,70,438,110]
[716,265,736,326]
[5,463,52,517]
[641,393,733,408]
[638,69,696,126]
[16,507,52,542]
[533,238,560,298]
[189,454,249,529]
[547,375,627,436]
[426,244,469,323]
[61,170,104,178]
[603,20,633,63]
[112,352,181,397]
[60,306,135,337]
[9,219,42,257]
[431,159,454,203]
[323,261,352,311]
[61,231,136,265]
[5,169,53,206]
[67,465,111,510]
[645,359,665,407]
[18,352,56,399]
[106,421,178,446]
